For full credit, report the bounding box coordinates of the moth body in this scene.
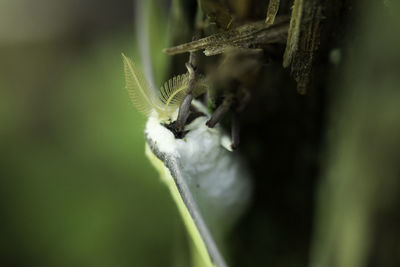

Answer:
[123,53,251,266]
[145,100,252,240]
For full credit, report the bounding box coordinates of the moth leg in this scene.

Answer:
[176,46,198,132]
[186,105,206,124]
[206,96,233,128]
[236,88,251,113]
[231,112,240,150]
[230,89,251,149]
[176,62,196,132]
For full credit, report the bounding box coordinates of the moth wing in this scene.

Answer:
[145,144,224,267]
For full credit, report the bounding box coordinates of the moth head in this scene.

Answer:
[122,53,207,124]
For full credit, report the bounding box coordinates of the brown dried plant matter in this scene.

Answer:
[283,0,323,94]
[163,16,290,56]
[265,0,281,25]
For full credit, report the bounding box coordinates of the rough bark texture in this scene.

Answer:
[167,0,400,266]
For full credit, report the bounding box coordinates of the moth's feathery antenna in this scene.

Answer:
[122,53,163,117]
[160,74,190,112]
[123,53,200,120]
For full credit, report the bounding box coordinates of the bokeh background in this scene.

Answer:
[1,0,400,267]
[0,0,184,266]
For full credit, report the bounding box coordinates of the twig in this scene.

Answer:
[164,17,290,56]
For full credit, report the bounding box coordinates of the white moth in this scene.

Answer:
[122,53,252,267]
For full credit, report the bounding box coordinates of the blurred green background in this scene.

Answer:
[0,0,183,266]
[2,1,400,267]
